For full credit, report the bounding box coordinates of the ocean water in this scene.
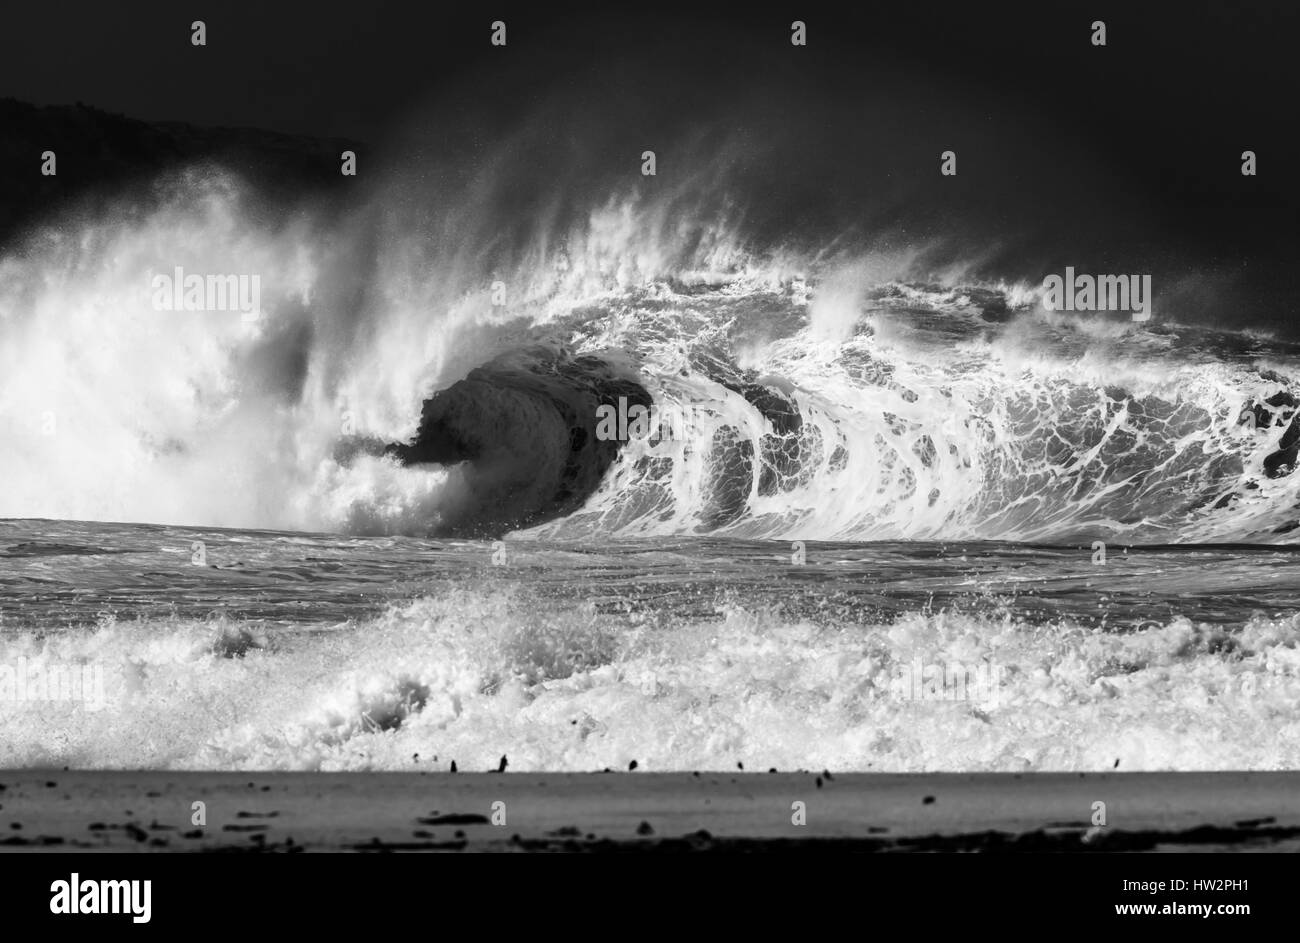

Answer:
[3,167,1300,772]
[2,524,1299,772]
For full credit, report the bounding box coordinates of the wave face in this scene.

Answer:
[2,153,1300,542]
[523,285,1300,543]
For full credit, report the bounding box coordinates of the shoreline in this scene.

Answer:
[1,770,1298,852]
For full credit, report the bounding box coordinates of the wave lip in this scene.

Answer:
[384,346,651,537]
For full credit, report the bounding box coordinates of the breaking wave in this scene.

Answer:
[3,141,1300,543]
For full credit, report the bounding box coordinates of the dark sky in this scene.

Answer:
[1,0,1297,324]
[1,2,1293,143]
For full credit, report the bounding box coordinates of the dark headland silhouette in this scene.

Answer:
[0,98,360,251]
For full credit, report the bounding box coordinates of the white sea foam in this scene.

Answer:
[1,591,1295,771]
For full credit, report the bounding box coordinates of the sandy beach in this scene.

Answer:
[1,770,1297,852]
